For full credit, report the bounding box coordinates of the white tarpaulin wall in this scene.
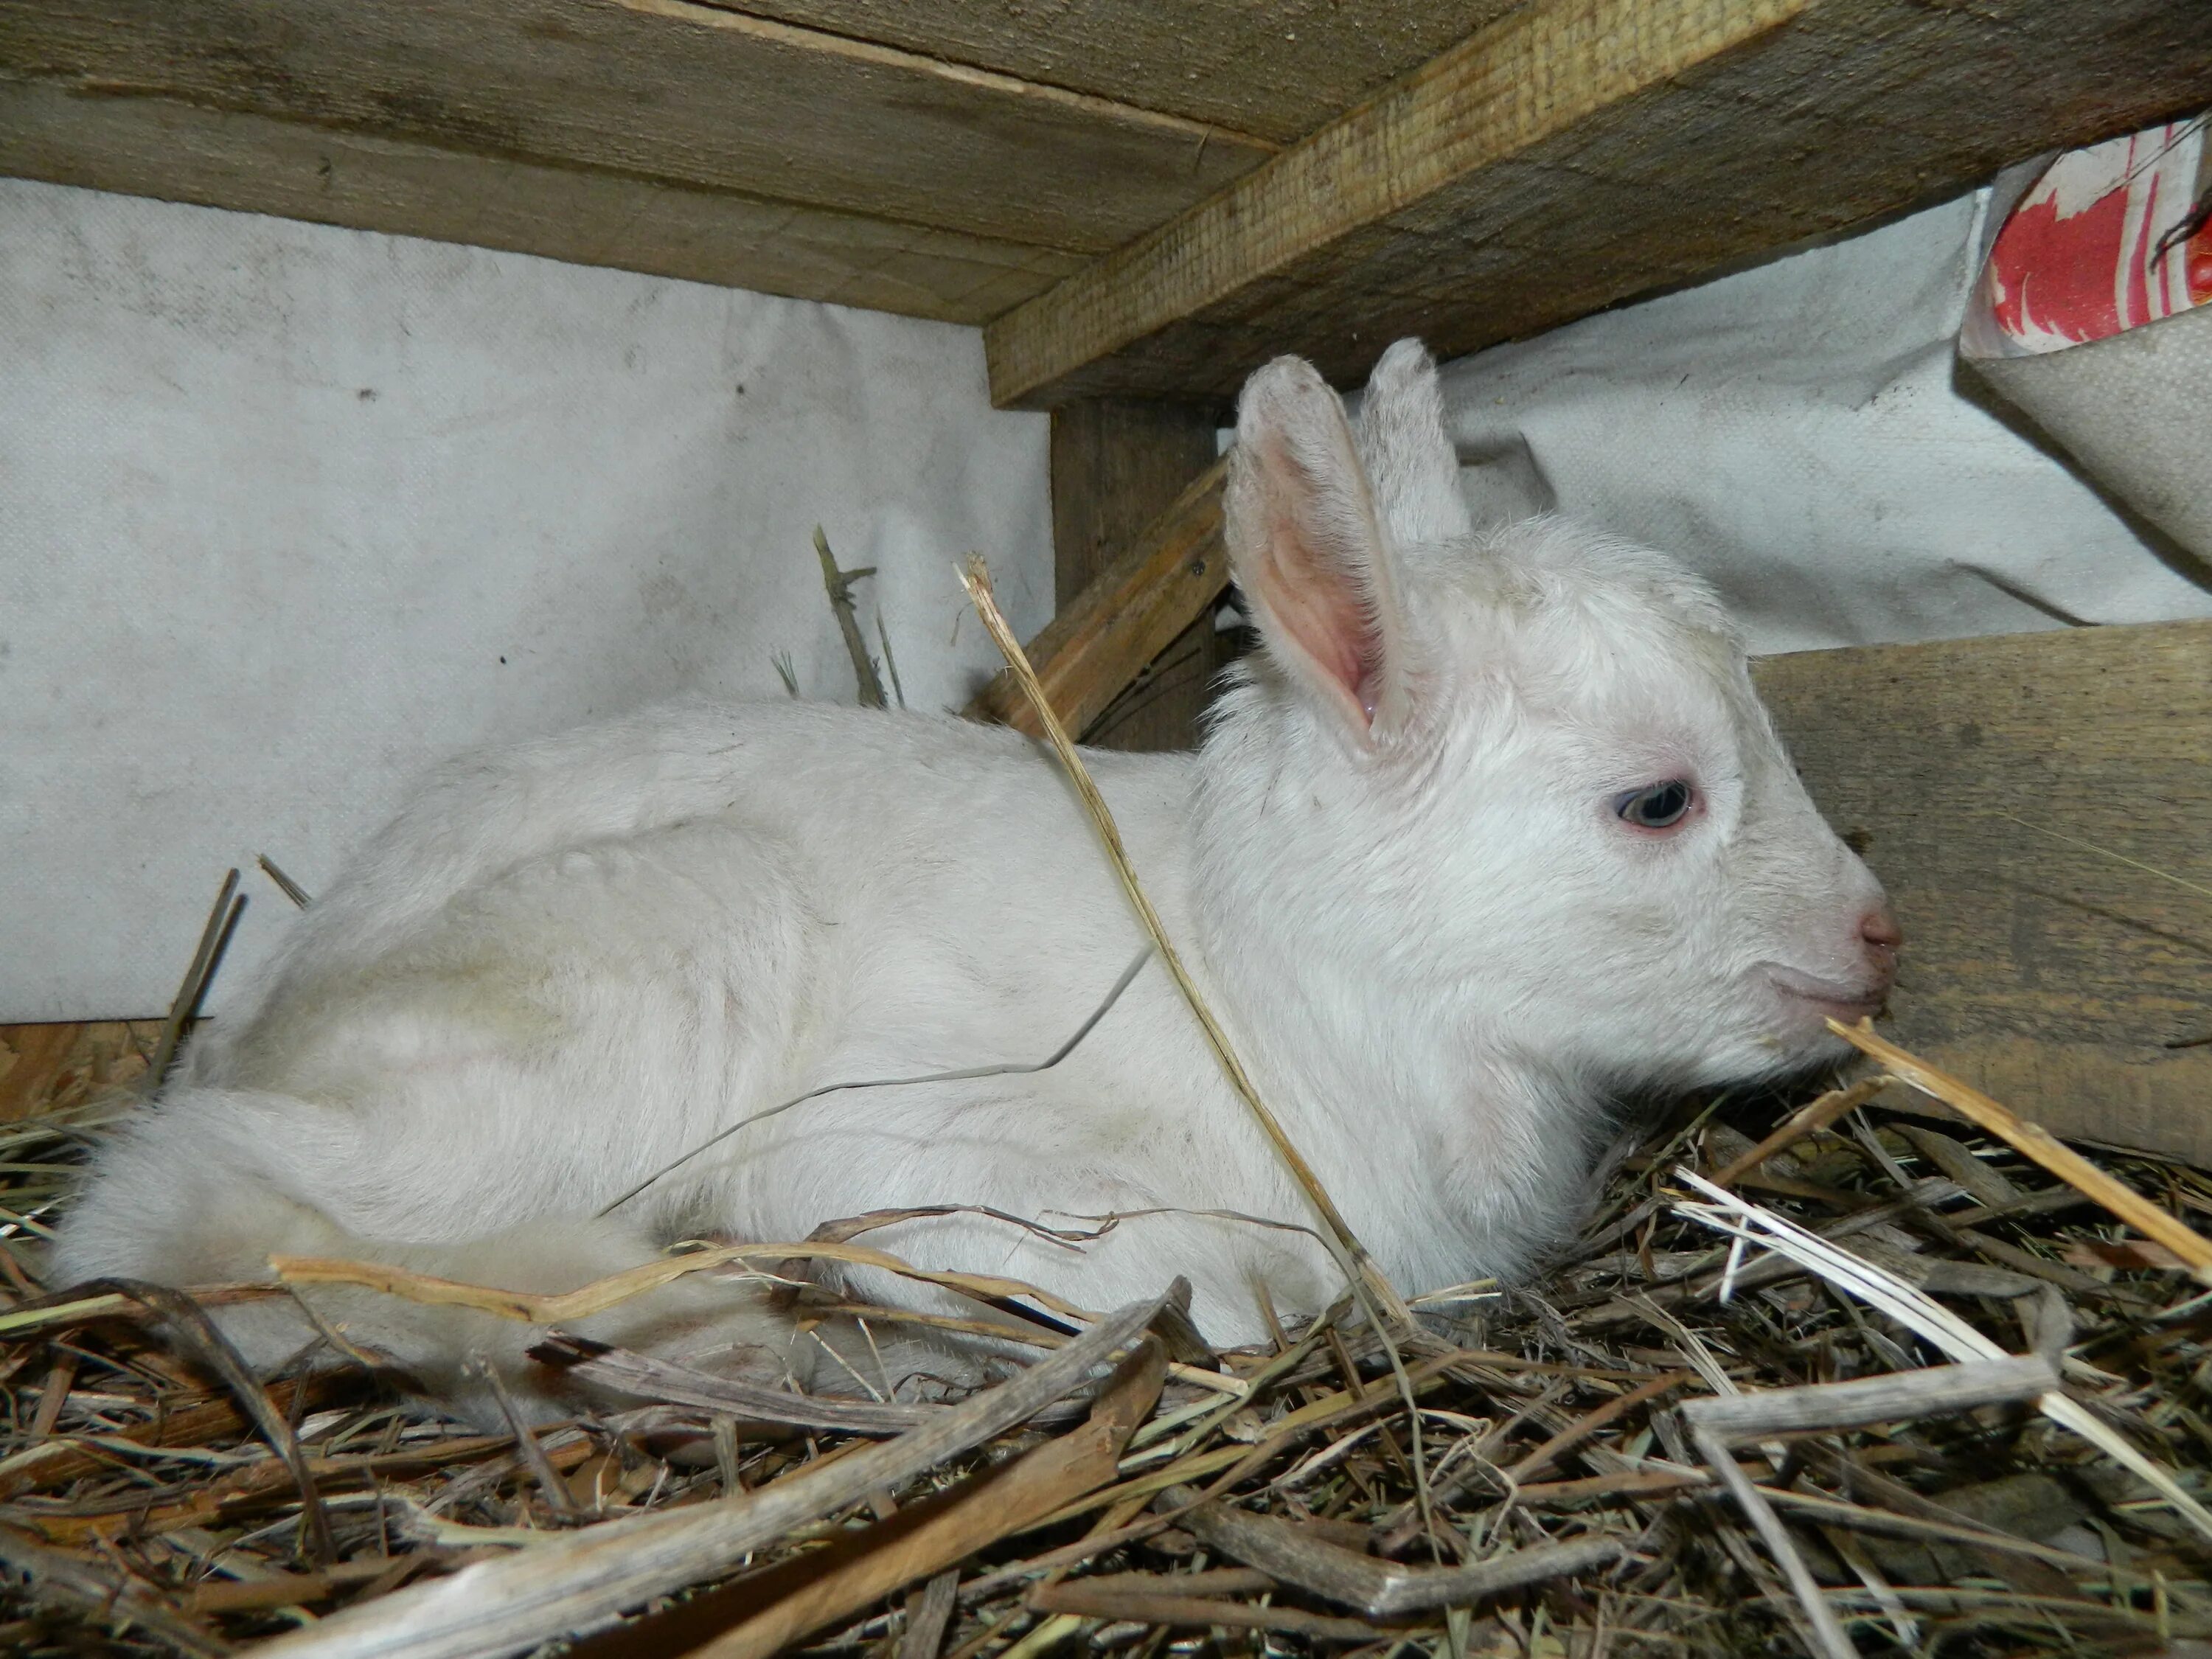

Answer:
[1432,189,2212,655]
[1,178,1052,1021]
[7,179,2211,1021]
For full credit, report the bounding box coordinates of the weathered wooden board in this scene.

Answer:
[987,0,2212,408]
[967,453,1227,747]
[1048,401,1228,751]
[0,1021,159,1124]
[0,78,1082,324]
[0,0,1273,260]
[1755,620,2212,1164]
[700,0,1524,146]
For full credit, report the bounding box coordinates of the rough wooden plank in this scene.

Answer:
[693,0,1525,146]
[0,0,1273,264]
[0,79,1082,324]
[1753,620,2212,1165]
[1049,401,1229,751]
[0,1020,159,1123]
[986,0,2212,408]
[1051,406,1221,612]
[967,456,1228,748]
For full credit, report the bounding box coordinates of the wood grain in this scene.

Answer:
[967,456,1228,747]
[0,79,1082,324]
[986,0,2212,408]
[690,0,1526,145]
[1051,405,1221,613]
[1753,620,2212,1164]
[1050,401,1229,751]
[0,0,1273,262]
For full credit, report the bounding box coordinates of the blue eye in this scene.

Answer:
[1615,780,1694,830]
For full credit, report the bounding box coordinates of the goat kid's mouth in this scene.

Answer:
[1759,963,1891,1023]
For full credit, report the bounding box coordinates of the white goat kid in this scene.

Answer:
[56,340,1898,1419]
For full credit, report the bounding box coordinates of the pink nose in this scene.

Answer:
[1860,905,1903,990]
[1861,905,1904,950]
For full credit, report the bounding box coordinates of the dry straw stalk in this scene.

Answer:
[1830,1020,2212,1286]
[957,554,1409,1327]
[254,1296,1164,1659]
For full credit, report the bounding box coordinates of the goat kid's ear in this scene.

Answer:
[1356,339,1473,549]
[1227,355,1415,742]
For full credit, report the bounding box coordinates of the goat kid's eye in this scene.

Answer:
[1613,779,1696,832]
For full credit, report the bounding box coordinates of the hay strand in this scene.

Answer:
[1830,1020,2212,1284]
[1676,1166,2212,1545]
[815,526,887,710]
[145,867,243,1096]
[253,1295,1165,1659]
[957,554,1408,1329]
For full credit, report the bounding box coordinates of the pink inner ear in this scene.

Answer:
[1256,515,1379,721]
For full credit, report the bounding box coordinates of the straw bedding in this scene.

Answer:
[3,1051,2211,1659]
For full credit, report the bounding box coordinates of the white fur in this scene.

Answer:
[55,341,1894,1418]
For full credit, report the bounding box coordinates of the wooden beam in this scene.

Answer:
[967,453,1228,747]
[1051,406,1222,613]
[700,0,1526,146]
[1049,402,1231,751]
[0,0,1274,286]
[1753,620,2212,1164]
[985,0,2212,408]
[0,79,1082,325]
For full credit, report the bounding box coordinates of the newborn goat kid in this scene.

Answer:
[58,341,1897,1417]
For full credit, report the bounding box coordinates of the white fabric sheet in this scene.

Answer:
[1435,192,2212,655]
[10,181,2211,1020]
[1972,303,2212,562]
[1,180,1051,1020]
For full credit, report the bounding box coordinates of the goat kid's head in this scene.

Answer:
[1208,339,1899,1093]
